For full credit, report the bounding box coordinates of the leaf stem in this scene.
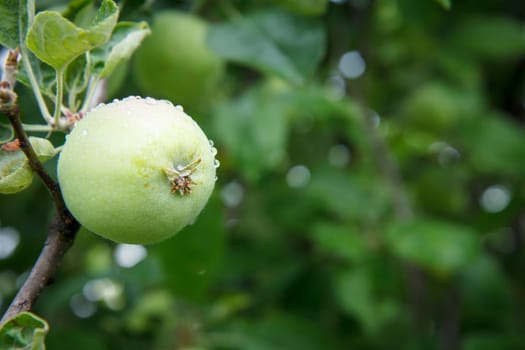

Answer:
[18,0,53,125]
[80,76,101,112]
[21,123,54,132]
[53,69,65,126]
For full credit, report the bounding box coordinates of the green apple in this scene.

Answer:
[57,97,218,244]
[132,11,224,112]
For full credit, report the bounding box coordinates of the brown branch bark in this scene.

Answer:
[0,214,79,324]
[5,104,66,215]
[0,94,80,325]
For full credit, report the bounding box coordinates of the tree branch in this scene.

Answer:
[0,50,81,324]
[4,103,66,215]
[0,214,79,324]
[0,102,80,324]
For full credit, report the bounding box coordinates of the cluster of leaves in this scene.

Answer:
[0,0,150,194]
[1,0,525,349]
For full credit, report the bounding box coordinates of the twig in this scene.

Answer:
[0,101,80,325]
[0,49,82,325]
[3,103,64,214]
[0,215,79,324]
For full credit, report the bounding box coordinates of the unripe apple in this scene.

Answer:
[57,97,218,244]
[132,11,224,112]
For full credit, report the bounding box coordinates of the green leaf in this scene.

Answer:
[0,123,14,143]
[271,0,328,16]
[0,0,28,49]
[311,222,367,262]
[0,137,57,194]
[452,15,525,60]
[307,168,389,222]
[150,196,225,301]
[0,311,49,350]
[17,51,57,98]
[65,54,90,99]
[208,9,325,84]
[221,312,342,350]
[29,136,58,162]
[0,146,32,194]
[434,0,451,10]
[459,113,525,177]
[26,0,119,70]
[62,0,96,27]
[335,269,400,334]
[386,218,480,277]
[213,83,290,181]
[91,21,151,78]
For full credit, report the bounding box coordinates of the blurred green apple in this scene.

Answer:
[132,11,224,112]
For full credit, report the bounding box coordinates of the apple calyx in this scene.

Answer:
[163,157,202,195]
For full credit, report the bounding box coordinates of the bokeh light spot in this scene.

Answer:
[0,227,20,260]
[114,244,147,268]
[70,293,97,318]
[221,181,244,207]
[328,144,351,167]
[338,51,366,79]
[480,185,511,213]
[286,165,311,188]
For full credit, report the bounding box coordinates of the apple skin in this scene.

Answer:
[132,11,224,112]
[57,97,217,244]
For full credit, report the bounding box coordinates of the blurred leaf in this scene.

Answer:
[335,268,400,334]
[452,15,525,60]
[208,9,325,84]
[90,21,150,78]
[0,311,49,350]
[433,0,451,10]
[411,167,469,217]
[462,333,521,350]
[213,83,290,181]
[401,82,481,131]
[271,0,328,16]
[0,0,28,49]
[460,254,512,322]
[386,218,480,276]
[46,328,109,350]
[307,168,389,222]
[311,222,368,262]
[126,289,173,333]
[26,0,118,70]
[209,293,252,322]
[0,123,14,143]
[460,113,525,177]
[216,312,342,350]
[150,196,225,301]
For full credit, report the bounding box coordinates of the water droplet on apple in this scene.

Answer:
[213,159,220,168]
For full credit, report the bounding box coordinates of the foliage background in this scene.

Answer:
[1,0,525,349]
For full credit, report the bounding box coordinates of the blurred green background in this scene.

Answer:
[2,0,525,349]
